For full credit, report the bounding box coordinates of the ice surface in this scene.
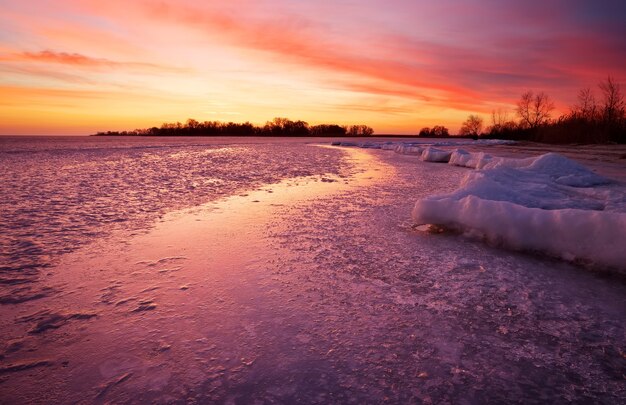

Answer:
[1,140,624,404]
[0,137,349,291]
[413,153,626,270]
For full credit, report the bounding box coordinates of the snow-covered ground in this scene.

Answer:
[1,137,625,403]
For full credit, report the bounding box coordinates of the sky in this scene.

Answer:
[1,0,625,135]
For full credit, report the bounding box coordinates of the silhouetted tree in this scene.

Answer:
[459,115,483,137]
[599,76,625,125]
[516,91,555,128]
[95,117,374,137]
[418,127,431,137]
[431,125,449,137]
[347,125,374,136]
[491,108,510,128]
[571,88,598,121]
[310,124,347,137]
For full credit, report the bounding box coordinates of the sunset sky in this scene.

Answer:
[1,0,625,135]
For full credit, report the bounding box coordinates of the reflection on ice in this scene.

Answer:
[0,138,348,291]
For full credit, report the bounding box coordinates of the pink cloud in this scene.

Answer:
[135,0,626,110]
[0,50,189,74]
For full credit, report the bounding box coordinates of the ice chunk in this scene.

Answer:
[467,152,497,169]
[402,146,423,155]
[421,147,452,163]
[448,149,496,169]
[413,153,626,270]
[394,144,405,154]
[448,149,471,167]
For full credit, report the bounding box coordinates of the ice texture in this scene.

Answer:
[0,137,349,291]
[413,152,626,270]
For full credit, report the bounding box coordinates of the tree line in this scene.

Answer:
[458,76,626,143]
[94,117,374,137]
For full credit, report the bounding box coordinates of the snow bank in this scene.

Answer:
[413,153,626,270]
[482,153,611,187]
[421,147,452,162]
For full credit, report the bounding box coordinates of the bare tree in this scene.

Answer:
[516,91,555,128]
[599,76,625,124]
[491,108,510,128]
[459,115,484,137]
[571,88,598,121]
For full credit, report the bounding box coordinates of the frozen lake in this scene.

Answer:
[1,136,625,403]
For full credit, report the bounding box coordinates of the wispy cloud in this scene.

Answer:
[1,50,189,74]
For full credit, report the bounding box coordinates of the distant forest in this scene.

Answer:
[95,77,625,144]
[453,76,626,144]
[94,117,374,137]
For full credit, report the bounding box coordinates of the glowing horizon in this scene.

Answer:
[1,0,625,135]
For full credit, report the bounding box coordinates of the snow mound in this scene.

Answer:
[421,147,452,162]
[483,153,610,187]
[413,153,626,270]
